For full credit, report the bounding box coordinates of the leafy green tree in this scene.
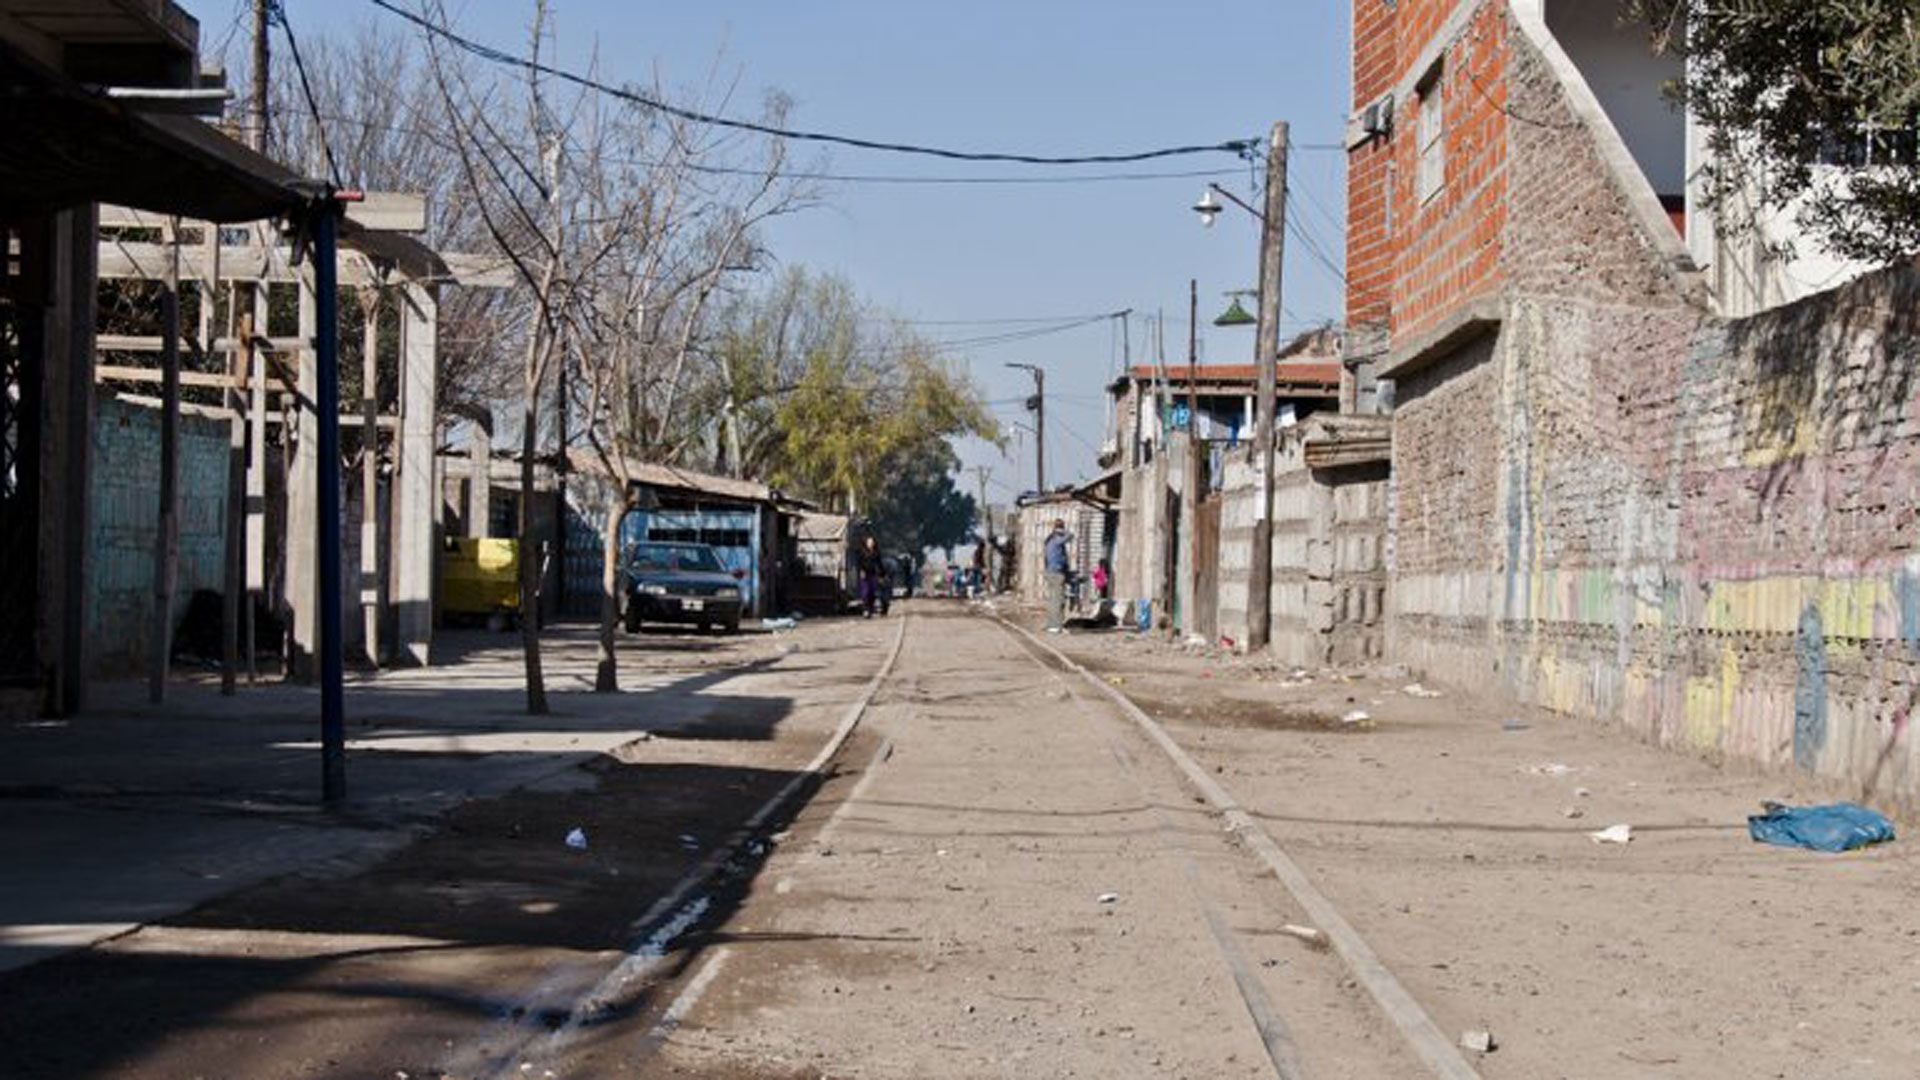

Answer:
[1632,1,1920,262]
[702,268,999,510]
[866,439,979,561]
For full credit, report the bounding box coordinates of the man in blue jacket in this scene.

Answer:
[1043,519,1071,633]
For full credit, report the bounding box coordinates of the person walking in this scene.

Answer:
[857,535,885,618]
[1043,518,1071,633]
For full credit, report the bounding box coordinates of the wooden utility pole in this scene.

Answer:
[1185,278,1201,639]
[1247,121,1289,652]
[250,0,270,153]
[148,219,182,703]
[973,465,992,589]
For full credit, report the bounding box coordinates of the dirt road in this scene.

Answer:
[4,603,1917,1079]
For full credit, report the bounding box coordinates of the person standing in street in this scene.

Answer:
[857,535,885,618]
[1043,518,1071,633]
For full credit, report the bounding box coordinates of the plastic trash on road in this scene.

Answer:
[1589,823,1633,844]
[763,616,799,631]
[564,826,588,850]
[1748,802,1895,853]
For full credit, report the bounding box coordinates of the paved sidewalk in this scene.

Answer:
[0,624,823,973]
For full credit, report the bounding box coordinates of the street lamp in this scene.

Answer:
[1193,122,1288,651]
[1005,362,1045,493]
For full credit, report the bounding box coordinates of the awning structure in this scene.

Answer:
[1072,467,1124,507]
[0,35,320,221]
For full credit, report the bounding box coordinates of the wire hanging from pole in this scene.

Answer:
[268,0,344,189]
[368,0,1257,166]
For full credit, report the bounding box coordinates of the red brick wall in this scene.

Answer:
[1346,0,1512,346]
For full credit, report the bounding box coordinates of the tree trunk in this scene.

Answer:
[594,488,628,692]
[519,403,548,715]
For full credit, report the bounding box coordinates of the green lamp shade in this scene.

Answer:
[1212,296,1255,327]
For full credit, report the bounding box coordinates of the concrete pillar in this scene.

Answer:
[286,267,318,679]
[359,292,381,667]
[468,429,491,538]
[393,280,436,666]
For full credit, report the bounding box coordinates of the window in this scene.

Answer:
[1417,66,1445,203]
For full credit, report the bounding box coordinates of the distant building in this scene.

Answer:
[1102,326,1343,470]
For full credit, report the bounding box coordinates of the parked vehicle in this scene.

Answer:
[623,541,744,634]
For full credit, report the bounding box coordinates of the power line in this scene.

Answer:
[270,0,342,188]
[305,108,1252,187]
[370,0,1257,166]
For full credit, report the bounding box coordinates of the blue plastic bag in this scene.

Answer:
[1747,802,1895,853]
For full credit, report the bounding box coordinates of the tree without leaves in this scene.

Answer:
[565,67,812,692]
[1631,0,1920,263]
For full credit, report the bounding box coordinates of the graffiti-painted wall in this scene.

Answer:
[1394,263,1920,810]
[88,397,231,674]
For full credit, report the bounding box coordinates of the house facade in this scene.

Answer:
[1347,0,1920,808]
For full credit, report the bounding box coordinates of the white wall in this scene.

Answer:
[1545,0,1686,196]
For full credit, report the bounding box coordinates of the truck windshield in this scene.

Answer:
[631,543,726,574]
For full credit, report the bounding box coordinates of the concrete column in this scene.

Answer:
[286,267,318,679]
[246,284,268,682]
[469,430,491,538]
[393,280,437,666]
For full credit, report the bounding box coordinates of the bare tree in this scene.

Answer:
[421,0,586,714]
[567,77,811,691]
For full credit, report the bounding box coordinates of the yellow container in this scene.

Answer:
[441,538,521,615]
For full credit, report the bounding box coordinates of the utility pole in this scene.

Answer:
[1185,278,1201,639]
[973,465,992,591]
[1007,363,1045,493]
[250,0,270,153]
[1248,121,1290,651]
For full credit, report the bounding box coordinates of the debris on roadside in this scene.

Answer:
[564,827,588,851]
[763,616,799,631]
[1096,891,1119,904]
[677,833,701,851]
[1522,762,1575,777]
[1460,1029,1497,1054]
[1748,801,1896,852]
[1500,717,1530,732]
[1563,806,1585,819]
[1279,924,1329,950]
[1573,786,1591,798]
[1340,709,1374,729]
[1589,823,1633,844]
[1403,683,1443,698]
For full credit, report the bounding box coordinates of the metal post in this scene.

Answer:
[360,292,380,666]
[1248,121,1289,652]
[313,205,346,804]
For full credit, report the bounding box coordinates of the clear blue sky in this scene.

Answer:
[214,1,1352,507]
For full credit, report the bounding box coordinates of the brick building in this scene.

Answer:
[1346,0,1920,808]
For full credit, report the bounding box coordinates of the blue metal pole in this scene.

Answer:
[313,202,346,804]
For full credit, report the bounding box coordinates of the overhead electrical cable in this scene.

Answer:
[369,0,1257,165]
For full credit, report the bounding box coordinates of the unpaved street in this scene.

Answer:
[4,604,1918,1080]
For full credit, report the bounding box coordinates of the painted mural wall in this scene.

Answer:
[1395,262,1920,810]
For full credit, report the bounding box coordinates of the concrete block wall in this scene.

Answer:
[88,397,231,674]
[1214,427,1391,667]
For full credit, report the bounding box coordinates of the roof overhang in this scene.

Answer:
[1071,467,1124,507]
[0,33,320,221]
